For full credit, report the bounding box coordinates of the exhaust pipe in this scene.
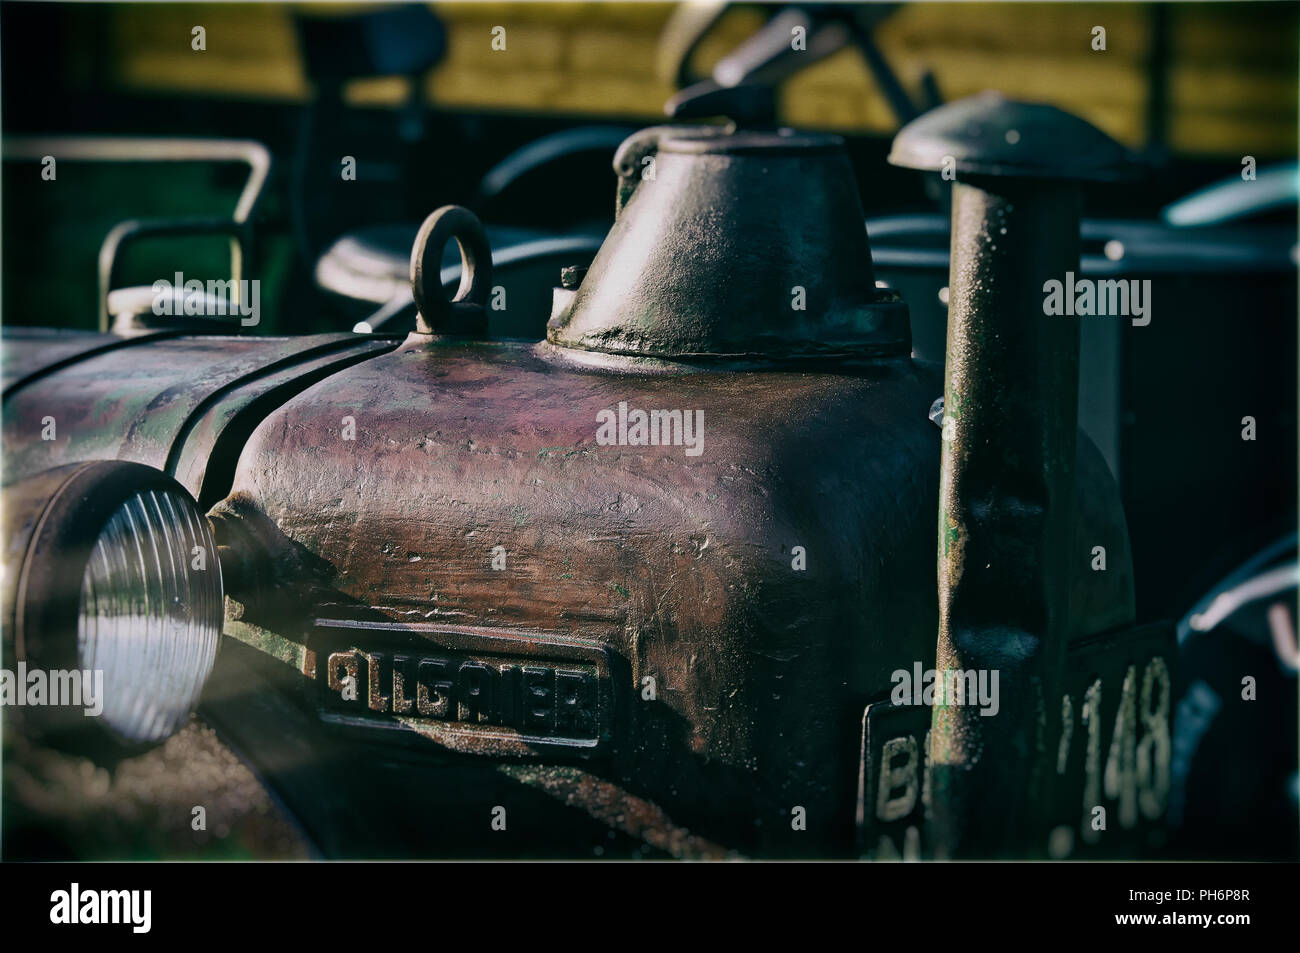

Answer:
[890,93,1129,857]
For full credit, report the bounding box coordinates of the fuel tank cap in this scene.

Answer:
[547,124,909,362]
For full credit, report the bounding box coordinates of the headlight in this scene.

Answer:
[78,485,222,741]
[3,462,223,745]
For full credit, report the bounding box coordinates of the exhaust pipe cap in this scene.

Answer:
[888,90,1134,182]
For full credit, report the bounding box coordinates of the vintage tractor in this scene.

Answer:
[3,93,1184,859]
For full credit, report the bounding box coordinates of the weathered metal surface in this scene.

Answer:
[216,328,1133,855]
[217,338,943,854]
[1,328,183,397]
[891,95,1135,857]
[549,126,909,361]
[1,331,395,492]
[166,338,397,506]
[932,179,1086,858]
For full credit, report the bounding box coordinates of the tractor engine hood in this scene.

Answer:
[201,115,1136,856]
[2,108,1143,858]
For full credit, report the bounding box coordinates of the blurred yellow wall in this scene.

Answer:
[107,2,1298,157]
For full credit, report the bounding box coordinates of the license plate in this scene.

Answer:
[857,622,1176,859]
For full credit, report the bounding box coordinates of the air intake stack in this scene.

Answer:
[890,93,1131,857]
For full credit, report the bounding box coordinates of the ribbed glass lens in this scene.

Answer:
[77,488,223,743]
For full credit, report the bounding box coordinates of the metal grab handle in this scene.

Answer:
[98,217,251,332]
[3,136,271,332]
[409,205,492,336]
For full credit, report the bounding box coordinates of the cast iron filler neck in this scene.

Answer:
[546,124,910,363]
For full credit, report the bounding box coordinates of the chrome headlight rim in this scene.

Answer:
[6,461,223,749]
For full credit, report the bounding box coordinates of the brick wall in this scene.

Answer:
[106,2,1299,157]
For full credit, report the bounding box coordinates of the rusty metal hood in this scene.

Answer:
[213,331,1133,855]
[1,328,396,506]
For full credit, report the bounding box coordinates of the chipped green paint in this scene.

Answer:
[941,518,960,558]
[224,618,308,673]
[537,446,586,461]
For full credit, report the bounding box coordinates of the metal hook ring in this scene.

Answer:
[410,205,492,335]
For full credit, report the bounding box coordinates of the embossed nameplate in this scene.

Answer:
[308,620,617,757]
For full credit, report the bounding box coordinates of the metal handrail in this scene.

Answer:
[2,136,272,330]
